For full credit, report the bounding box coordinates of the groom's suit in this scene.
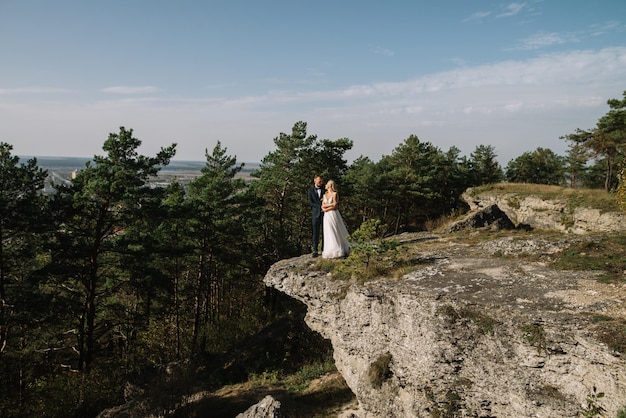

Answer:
[308,184,324,255]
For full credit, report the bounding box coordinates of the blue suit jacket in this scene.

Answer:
[308,186,323,219]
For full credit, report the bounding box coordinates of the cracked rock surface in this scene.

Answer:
[264,232,626,418]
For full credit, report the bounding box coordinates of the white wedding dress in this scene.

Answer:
[322,195,351,259]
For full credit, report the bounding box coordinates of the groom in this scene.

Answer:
[307,175,324,257]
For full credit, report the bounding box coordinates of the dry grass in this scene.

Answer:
[589,315,626,355]
[470,183,620,213]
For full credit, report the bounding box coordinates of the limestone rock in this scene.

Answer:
[264,237,626,418]
[447,204,517,232]
[460,188,626,234]
[235,395,282,418]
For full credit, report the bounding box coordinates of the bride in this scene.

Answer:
[321,180,351,259]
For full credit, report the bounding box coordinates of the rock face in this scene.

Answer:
[235,395,282,418]
[460,188,626,234]
[448,204,517,232]
[264,235,626,417]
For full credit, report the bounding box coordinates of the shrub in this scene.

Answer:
[617,166,626,213]
[581,386,606,418]
[348,219,399,272]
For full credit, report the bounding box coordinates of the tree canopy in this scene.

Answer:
[562,90,626,191]
[505,147,565,185]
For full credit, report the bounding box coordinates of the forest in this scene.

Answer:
[0,92,625,417]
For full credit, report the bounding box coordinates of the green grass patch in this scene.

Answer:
[553,235,626,283]
[589,317,626,355]
[309,219,409,284]
[281,360,339,392]
[520,323,547,353]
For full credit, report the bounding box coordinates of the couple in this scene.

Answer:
[308,175,351,259]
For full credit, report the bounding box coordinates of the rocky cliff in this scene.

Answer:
[264,233,626,417]
[460,186,626,234]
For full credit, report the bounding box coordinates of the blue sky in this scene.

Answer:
[1,1,625,165]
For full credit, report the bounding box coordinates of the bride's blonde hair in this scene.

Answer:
[326,180,337,192]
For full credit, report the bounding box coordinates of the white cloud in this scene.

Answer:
[497,2,528,18]
[512,32,570,50]
[3,48,625,165]
[510,21,625,51]
[467,2,534,22]
[588,20,624,37]
[463,11,492,22]
[301,47,625,106]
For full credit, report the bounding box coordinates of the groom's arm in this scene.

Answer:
[307,188,317,208]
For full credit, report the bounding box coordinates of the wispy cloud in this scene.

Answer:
[510,20,624,51]
[100,86,160,94]
[510,32,573,50]
[216,47,624,129]
[587,20,625,37]
[465,2,530,22]
[12,48,623,116]
[496,2,528,18]
[463,11,492,22]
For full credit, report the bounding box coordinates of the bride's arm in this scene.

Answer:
[327,193,338,211]
[321,195,331,212]
[321,193,337,212]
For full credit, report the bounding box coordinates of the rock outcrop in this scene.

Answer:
[235,395,282,418]
[264,233,626,417]
[460,188,626,234]
[447,204,518,232]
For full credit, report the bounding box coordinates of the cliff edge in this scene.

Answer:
[264,231,626,417]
